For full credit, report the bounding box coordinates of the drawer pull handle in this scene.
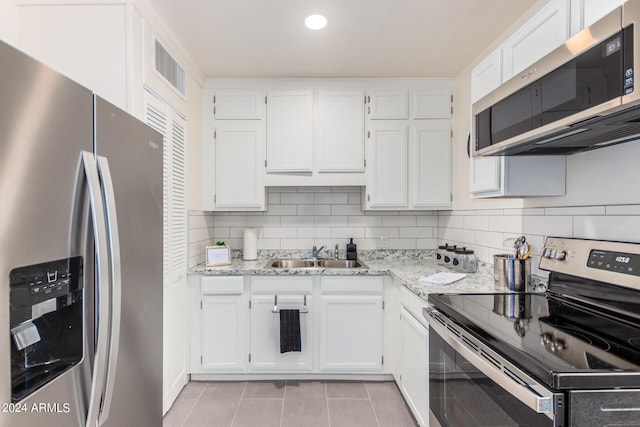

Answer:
[272,294,309,313]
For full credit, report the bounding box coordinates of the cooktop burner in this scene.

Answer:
[429,291,640,390]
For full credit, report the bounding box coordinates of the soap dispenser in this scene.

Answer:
[346,238,357,260]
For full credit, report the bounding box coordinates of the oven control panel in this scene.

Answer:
[588,250,639,276]
[540,237,640,289]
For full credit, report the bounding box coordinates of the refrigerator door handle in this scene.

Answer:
[96,155,122,425]
[81,151,111,427]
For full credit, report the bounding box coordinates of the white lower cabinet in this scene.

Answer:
[396,286,429,427]
[192,276,248,373]
[249,276,313,372]
[319,277,384,371]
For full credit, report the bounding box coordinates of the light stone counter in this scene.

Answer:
[189,251,502,303]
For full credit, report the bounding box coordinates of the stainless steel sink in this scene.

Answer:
[264,258,368,269]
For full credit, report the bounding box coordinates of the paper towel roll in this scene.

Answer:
[243,228,258,260]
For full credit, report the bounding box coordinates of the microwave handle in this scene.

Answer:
[425,307,554,419]
[467,133,471,158]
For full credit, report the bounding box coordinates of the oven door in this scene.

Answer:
[425,307,565,427]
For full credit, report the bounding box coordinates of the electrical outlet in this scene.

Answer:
[380,236,389,249]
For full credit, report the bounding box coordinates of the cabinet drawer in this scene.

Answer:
[400,286,428,327]
[320,276,383,294]
[251,276,313,294]
[201,276,244,295]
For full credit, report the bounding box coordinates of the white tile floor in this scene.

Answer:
[163,380,418,427]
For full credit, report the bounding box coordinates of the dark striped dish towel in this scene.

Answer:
[279,309,301,353]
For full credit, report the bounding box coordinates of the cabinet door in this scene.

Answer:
[213,90,263,119]
[201,295,248,372]
[249,294,313,371]
[266,90,313,172]
[320,295,383,371]
[411,120,451,208]
[366,90,409,119]
[214,121,265,209]
[366,123,408,208]
[412,88,451,119]
[571,0,626,35]
[318,90,365,172]
[400,308,428,427]
[502,0,570,81]
[470,155,504,196]
[471,49,503,103]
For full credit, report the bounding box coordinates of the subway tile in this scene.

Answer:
[348,215,383,227]
[281,192,315,204]
[474,230,505,249]
[488,215,522,234]
[574,216,640,242]
[189,214,210,230]
[331,204,363,215]
[298,204,331,216]
[440,228,475,245]
[246,216,281,226]
[365,227,399,238]
[314,216,348,226]
[266,204,297,216]
[298,186,331,193]
[330,186,361,193]
[257,238,281,249]
[268,192,281,205]
[416,216,438,227]
[270,186,297,192]
[348,192,362,205]
[298,227,331,238]
[416,238,438,249]
[262,227,297,238]
[281,216,315,227]
[331,228,366,239]
[382,216,417,227]
[523,216,573,237]
[189,227,214,242]
[520,208,545,215]
[315,193,349,204]
[399,227,433,238]
[606,204,640,215]
[464,215,489,231]
[544,206,605,216]
[213,216,247,227]
[439,214,463,228]
[356,238,380,249]
[388,239,417,249]
[229,227,246,238]
[280,238,315,249]
[478,209,505,216]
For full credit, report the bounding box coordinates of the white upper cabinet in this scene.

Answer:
[411,120,452,208]
[471,50,503,103]
[213,90,263,120]
[365,123,409,208]
[214,121,265,209]
[571,0,627,35]
[266,90,314,172]
[502,0,571,81]
[412,88,451,119]
[317,90,365,173]
[366,90,409,119]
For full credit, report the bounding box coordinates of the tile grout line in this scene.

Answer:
[364,382,382,427]
[178,382,208,427]
[325,381,332,427]
[229,381,248,427]
[280,380,287,427]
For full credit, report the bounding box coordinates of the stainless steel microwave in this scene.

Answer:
[472,0,640,156]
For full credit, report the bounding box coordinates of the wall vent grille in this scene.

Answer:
[155,39,186,96]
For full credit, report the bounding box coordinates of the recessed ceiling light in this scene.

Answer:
[305,14,328,30]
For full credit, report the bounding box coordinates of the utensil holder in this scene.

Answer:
[494,254,531,292]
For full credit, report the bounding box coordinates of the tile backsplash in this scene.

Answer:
[188,186,437,267]
[188,187,640,273]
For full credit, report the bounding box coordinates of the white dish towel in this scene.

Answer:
[419,272,467,286]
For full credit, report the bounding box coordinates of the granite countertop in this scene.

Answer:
[190,252,501,302]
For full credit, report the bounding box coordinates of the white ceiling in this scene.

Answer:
[147,0,539,78]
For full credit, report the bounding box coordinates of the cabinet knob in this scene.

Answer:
[367,130,371,138]
[367,106,371,114]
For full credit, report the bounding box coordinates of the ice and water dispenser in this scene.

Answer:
[9,256,84,402]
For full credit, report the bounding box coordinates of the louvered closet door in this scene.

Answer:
[143,88,188,413]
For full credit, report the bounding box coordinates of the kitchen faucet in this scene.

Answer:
[335,244,339,259]
[312,245,325,258]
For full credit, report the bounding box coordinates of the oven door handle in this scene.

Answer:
[425,307,555,419]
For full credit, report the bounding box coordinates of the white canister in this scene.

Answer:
[243,228,258,260]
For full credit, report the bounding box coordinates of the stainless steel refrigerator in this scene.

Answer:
[0,40,163,426]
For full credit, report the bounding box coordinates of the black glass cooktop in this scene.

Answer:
[428,290,640,390]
